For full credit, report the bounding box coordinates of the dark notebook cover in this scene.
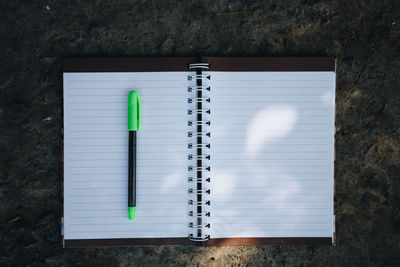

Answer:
[62,57,335,247]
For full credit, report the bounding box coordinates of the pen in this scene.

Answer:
[128,91,140,220]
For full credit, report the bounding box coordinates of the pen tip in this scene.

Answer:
[128,207,136,220]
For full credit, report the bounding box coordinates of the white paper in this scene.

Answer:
[63,72,190,239]
[64,70,336,242]
[208,72,335,239]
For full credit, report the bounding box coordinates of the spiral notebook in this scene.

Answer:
[62,57,336,247]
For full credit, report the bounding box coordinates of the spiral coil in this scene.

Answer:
[188,86,210,92]
[187,63,211,241]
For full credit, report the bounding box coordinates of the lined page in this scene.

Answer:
[63,72,190,239]
[208,72,335,239]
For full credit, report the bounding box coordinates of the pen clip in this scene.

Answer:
[136,93,140,129]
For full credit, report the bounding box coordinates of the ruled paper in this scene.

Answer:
[208,72,335,239]
[63,72,191,239]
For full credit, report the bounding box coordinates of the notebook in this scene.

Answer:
[62,57,336,247]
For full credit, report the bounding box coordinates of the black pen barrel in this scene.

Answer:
[128,131,136,207]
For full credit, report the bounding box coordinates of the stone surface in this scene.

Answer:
[1,0,400,266]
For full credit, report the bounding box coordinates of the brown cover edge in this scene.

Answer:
[64,238,195,248]
[64,237,332,247]
[63,57,196,72]
[204,237,332,246]
[203,57,335,71]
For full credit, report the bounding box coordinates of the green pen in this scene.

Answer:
[128,91,140,220]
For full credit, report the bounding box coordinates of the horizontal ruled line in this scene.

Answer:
[211,116,329,118]
[212,151,328,154]
[68,201,126,204]
[214,193,327,195]
[68,194,186,197]
[209,229,329,232]
[68,230,184,233]
[212,131,329,134]
[212,80,328,82]
[212,200,327,203]
[69,123,125,125]
[214,101,326,104]
[211,222,328,225]
[68,158,181,161]
[68,201,182,204]
[213,108,329,111]
[215,123,327,126]
[69,101,183,104]
[69,144,182,147]
[67,208,174,212]
[211,174,328,175]
[68,187,185,190]
[210,144,327,147]
[211,207,326,210]
[69,215,182,219]
[67,179,168,182]
[68,93,183,97]
[211,158,328,160]
[69,166,182,168]
[68,152,184,154]
[68,172,180,175]
[212,94,327,97]
[213,85,327,88]
[210,137,329,140]
[215,214,328,217]
[212,165,328,167]
[68,116,184,119]
[70,223,183,226]
[69,122,183,125]
[68,80,183,83]
[69,108,182,111]
[69,130,183,133]
[69,108,127,111]
[69,152,125,154]
[68,138,183,141]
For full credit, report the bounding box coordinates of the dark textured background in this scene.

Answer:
[1,0,400,266]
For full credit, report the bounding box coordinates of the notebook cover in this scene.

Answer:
[203,56,335,71]
[62,57,335,247]
[64,237,331,248]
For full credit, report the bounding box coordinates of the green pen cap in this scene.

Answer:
[128,91,140,131]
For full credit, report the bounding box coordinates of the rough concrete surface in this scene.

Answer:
[1,0,400,266]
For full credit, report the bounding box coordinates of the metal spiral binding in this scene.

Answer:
[188,86,210,92]
[188,97,210,103]
[188,223,211,229]
[188,176,211,182]
[188,211,210,217]
[189,63,210,69]
[188,166,211,172]
[187,62,211,241]
[188,200,211,206]
[188,189,211,194]
[188,109,211,115]
[188,154,211,160]
[188,120,210,126]
[187,74,211,80]
[188,143,210,149]
[188,132,211,137]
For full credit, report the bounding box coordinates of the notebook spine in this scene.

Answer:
[187,63,211,241]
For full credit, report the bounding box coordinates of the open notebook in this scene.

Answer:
[62,57,336,247]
